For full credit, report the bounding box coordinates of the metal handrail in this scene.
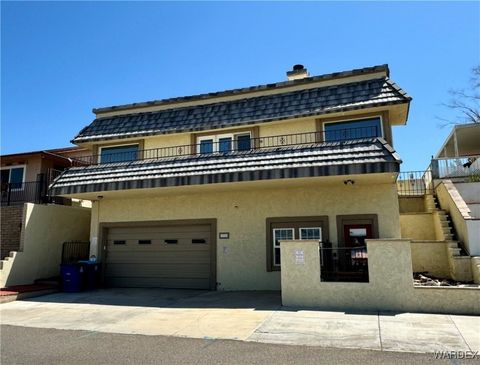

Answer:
[397,170,433,196]
[70,126,380,166]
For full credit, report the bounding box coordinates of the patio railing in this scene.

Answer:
[1,170,69,206]
[431,155,480,180]
[397,170,433,196]
[70,126,380,166]
[320,243,369,282]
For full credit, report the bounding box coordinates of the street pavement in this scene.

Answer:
[1,325,475,365]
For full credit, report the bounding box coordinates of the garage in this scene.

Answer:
[103,220,216,289]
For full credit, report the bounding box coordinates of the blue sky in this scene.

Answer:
[1,1,479,171]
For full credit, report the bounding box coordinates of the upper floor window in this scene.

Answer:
[1,166,25,189]
[324,117,382,142]
[197,132,251,155]
[99,144,139,164]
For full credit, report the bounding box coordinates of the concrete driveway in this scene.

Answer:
[1,289,479,354]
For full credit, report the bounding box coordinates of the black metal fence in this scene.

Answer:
[1,170,70,206]
[397,170,433,196]
[70,126,380,166]
[1,181,46,205]
[61,241,90,264]
[320,244,369,282]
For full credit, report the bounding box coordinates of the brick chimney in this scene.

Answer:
[286,64,309,80]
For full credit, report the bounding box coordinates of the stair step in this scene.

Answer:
[448,247,462,256]
[447,242,459,248]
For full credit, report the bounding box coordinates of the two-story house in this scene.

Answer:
[50,64,411,291]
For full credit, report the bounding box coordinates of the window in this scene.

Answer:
[1,166,25,189]
[164,239,178,244]
[266,216,329,271]
[99,144,139,164]
[138,240,151,245]
[113,240,126,245]
[299,227,322,241]
[273,228,294,266]
[324,117,382,142]
[197,132,251,154]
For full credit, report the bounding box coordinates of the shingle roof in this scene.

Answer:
[92,64,392,114]
[73,76,410,143]
[50,138,401,196]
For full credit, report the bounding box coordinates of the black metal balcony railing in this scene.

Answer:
[1,170,68,206]
[71,126,380,166]
[1,181,47,206]
[397,170,433,196]
[320,243,369,282]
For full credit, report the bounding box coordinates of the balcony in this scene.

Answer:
[71,126,381,166]
[50,126,400,196]
[431,155,480,180]
[1,171,69,206]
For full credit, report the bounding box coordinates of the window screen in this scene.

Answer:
[199,139,214,154]
[324,118,381,142]
[100,145,139,164]
[273,228,294,266]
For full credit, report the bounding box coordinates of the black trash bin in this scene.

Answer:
[60,263,85,292]
[79,261,101,290]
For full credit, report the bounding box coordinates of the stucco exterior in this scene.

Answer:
[0,203,91,287]
[400,213,437,241]
[437,180,480,255]
[89,177,400,290]
[281,239,479,314]
[410,241,450,278]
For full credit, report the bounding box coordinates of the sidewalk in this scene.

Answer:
[0,289,478,354]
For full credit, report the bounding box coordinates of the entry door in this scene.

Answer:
[344,224,373,247]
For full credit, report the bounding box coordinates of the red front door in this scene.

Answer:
[344,224,373,247]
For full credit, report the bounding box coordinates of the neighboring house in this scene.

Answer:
[1,146,88,205]
[431,123,480,257]
[1,146,87,259]
[50,64,411,290]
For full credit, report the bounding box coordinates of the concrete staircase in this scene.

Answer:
[0,251,18,288]
[424,194,474,282]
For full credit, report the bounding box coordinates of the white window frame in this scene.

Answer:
[97,143,140,164]
[1,165,26,191]
[272,228,295,267]
[299,227,322,241]
[322,115,384,142]
[197,132,252,154]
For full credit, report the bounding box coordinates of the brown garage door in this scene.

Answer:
[104,223,213,289]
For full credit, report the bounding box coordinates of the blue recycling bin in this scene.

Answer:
[60,263,85,292]
[79,261,101,290]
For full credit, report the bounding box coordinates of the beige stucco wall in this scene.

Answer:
[89,180,400,290]
[400,213,436,240]
[398,197,426,213]
[281,239,479,314]
[143,133,192,151]
[437,180,480,255]
[0,203,91,287]
[258,119,317,138]
[411,241,450,278]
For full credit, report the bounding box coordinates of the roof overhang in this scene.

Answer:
[51,138,401,197]
[435,123,480,158]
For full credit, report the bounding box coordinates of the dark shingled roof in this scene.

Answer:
[51,138,401,196]
[73,76,410,143]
